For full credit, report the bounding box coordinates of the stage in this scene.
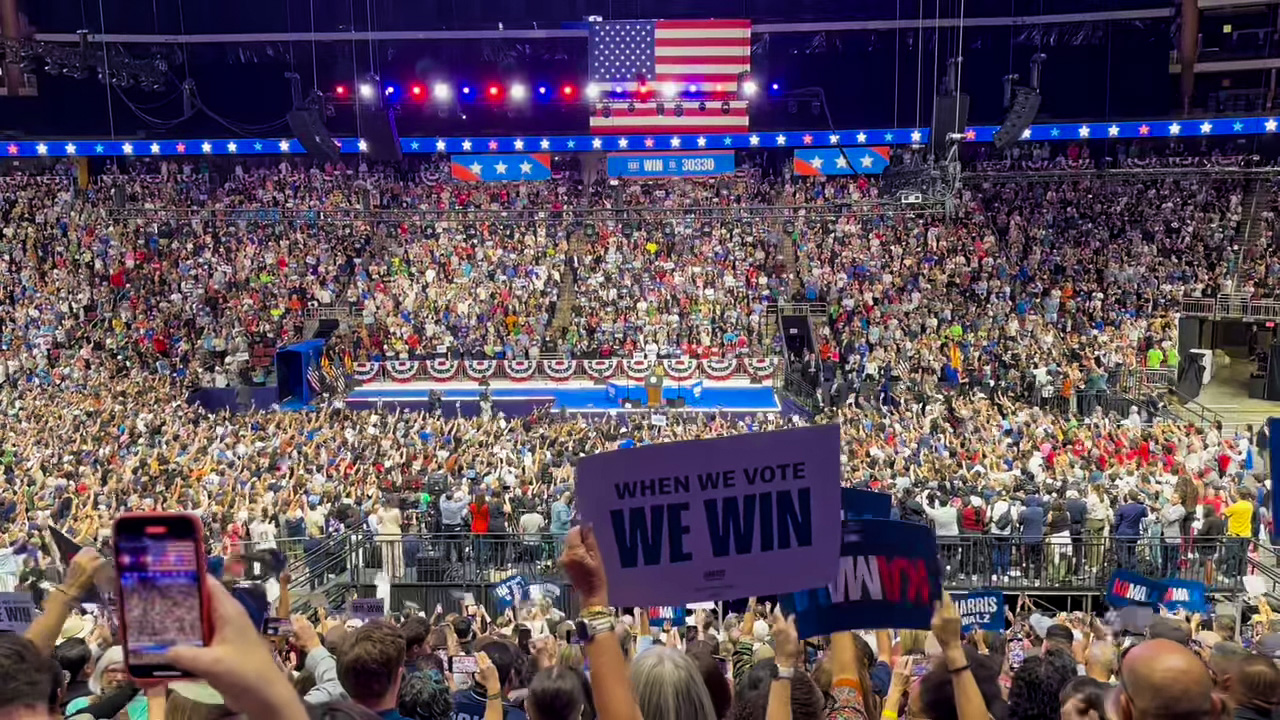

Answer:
[341,379,782,414]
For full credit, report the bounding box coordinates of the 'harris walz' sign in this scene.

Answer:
[575,425,842,606]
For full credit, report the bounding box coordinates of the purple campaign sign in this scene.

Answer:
[575,424,842,606]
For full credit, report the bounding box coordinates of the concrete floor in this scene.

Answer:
[1192,357,1279,429]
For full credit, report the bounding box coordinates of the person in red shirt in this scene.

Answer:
[470,494,492,568]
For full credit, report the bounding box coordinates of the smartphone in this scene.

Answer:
[113,512,211,681]
[1007,637,1025,670]
[451,654,479,674]
[714,655,730,677]
[684,625,698,643]
[261,616,294,638]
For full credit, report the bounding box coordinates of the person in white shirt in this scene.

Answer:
[987,494,1014,580]
[249,513,278,551]
[375,500,404,580]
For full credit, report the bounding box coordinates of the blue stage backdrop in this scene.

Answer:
[276,340,327,406]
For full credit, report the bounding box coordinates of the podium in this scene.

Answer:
[645,373,664,408]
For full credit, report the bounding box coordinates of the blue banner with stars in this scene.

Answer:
[793,147,891,175]
[450,153,552,182]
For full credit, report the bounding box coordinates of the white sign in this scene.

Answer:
[350,597,385,620]
[0,592,36,631]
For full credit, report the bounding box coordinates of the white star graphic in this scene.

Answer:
[1234,122,1244,131]
[468,162,482,174]
[279,140,291,152]
[64,143,76,155]
[1108,125,1120,137]
[884,133,894,141]
[357,139,368,152]
[94,144,104,153]
[775,134,787,145]
[860,154,875,168]
[749,135,760,146]
[513,139,524,150]
[567,140,576,149]
[201,142,212,153]
[150,143,161,154]
[494,161,508,174]
[910,130,922,143]
[1199,121,1213,134]
[835,156,848,169]
[697,136,707,147]
[1021,128,1032,139]
[122,143,133,155]
[36,143,46,154]
[1169,122,1181,135]
[1265,119,1277,132]
[519,161,533,174]
[592,138,603,149]
[830,134,841,144]
[1077,125,1090,138]
[856,132,867,144]
[618,138,628,148]
[253,142,263,151]
[462,139,473,151]
[436,139,447,152]
[227,142,237,153]
[539,138,550,150]
[723,136,733,145]
[671,137,681,147]
[809,156,824,169]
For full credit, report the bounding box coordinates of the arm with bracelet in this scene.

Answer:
[935,593,989,720]
[767,611,800,720]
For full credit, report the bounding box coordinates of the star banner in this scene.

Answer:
[450,153,553,182]
[793,146,890,176]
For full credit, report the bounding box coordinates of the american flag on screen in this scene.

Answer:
[588,19,752,134]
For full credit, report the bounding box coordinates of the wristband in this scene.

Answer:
[52,586,76,601]
[947,664,971,674]
[775,666,795,680]
[882,713,899,720]
[487,694,502,702]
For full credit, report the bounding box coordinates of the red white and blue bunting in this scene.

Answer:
[542,359,576,380]
[350,362,379,382]
[505,359,537,381]
[385,360,420,383]
[583,359,619,380]
[463,360,497,381]
[742,357,780,379]
[426,359,460,381]
[623,358,654,381]
[662,358,698,381]
[701,358,739,380]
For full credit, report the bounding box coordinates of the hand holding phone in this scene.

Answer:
[261,617,294,638]
[451,654,479,675]
[113,512,211,681]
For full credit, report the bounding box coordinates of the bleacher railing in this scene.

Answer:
[345,357,782,385]
[1180,294,1280,321]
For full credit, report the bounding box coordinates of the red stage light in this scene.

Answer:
[335,85,347,96]
[562,84,575,96]
[488,85,500,97]
[410,84,424,97]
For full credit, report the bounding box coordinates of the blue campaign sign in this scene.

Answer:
[842,488,891,522]
[1106,570,1166,608]
[1160,579,1209,615]
[606,151,735,178]
[1270,418,1279,545]
[492,575,528,609]
[793,147,891,176]
[951,591,1005,632]
[778,519,942,637]
[451,153,552,182]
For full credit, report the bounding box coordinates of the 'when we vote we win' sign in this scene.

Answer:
[576,425,843,606]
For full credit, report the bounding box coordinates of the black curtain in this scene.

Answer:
[1177,352,1206,400]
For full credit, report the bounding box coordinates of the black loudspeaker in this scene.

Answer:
[358,107,403,162]
[664,396,687,409]
[930,93,970,157]
[992,87,1041,151]
[310,318,340,341]
[287,109,340,162]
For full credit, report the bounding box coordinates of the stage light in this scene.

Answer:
[661,82,678,99]
[613,84,623,93]
[358,83,375,99]
[461,86,471,95]
[721,100,732,114]
[538,86,547,95]
[742,80,758,97]
[627,102,636,113]
[335,85,347,96]
[433,83,452,99]
[510,83,528,100]
[771,82,779,91]
[698,101,707,112]
[674,102,684,117]
[410,84,424,98]
[656,102,665,116]
[488,85,501,97]
[687,83,698,93]
[385,85,396,96]
[601,104,612,119]
[562,84,575,97]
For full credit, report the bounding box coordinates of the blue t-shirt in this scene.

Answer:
[452,689,527,720]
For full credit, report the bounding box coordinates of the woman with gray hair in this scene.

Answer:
[630,647,717,720]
